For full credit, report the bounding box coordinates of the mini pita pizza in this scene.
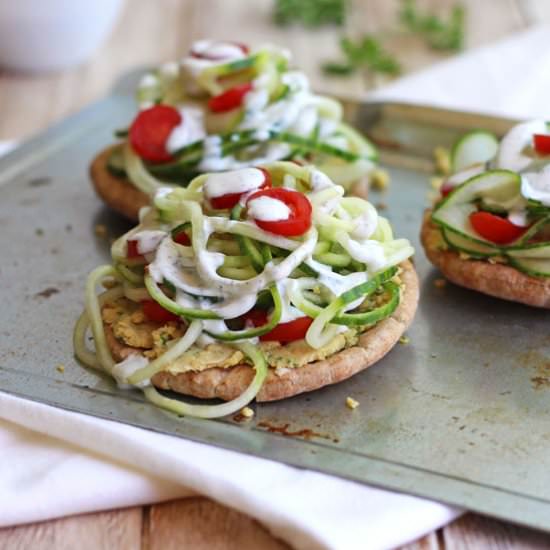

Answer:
[91,40,379,221]
[423,122,550,308]
[76,161,418,418]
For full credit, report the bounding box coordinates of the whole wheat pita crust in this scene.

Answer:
[421,211,550,309]
[148,260,418,402]
[90,146,148,221]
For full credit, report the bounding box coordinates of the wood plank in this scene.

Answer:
[0,507,142,550]
[441,513,550,549]
[146,497,289,550]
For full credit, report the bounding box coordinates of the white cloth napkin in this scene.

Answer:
[3,24,548,549]
[369,24,550,120]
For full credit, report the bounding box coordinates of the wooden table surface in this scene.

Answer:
[1,1,550,548]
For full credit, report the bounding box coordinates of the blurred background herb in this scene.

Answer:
[322,35,401,76]
[273,0,347,27]
[399,0,465,51]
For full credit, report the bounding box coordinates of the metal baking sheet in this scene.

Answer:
[1,82,550,531]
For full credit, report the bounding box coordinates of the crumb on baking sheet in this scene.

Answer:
[399,336,410,345]
[433,146,451,175]
[95,224,108,238]
[240,406,254,419]
[346,397,359,410]
[370,168,390,191]
[434,278,447,289]
[56,364,65,373]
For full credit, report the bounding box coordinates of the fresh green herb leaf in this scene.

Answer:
[273,0,346,28]
[322,35,401,77]
[399,0,465,52]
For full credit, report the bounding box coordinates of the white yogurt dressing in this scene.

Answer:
[521,167,550,206]
[341,237,386,271]
[497,120,547,173]
[508,209,530,227]
[132,230,168,255]
[248,196,291,221]
[181,40,246,79]
[191,40,246,60]
[203,167,265,199]
[166,107,206,153]
[277,279,308,323]
[112,354,150,389]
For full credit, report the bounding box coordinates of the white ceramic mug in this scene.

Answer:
[0,0,125,72]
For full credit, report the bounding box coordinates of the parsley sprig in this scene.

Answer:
[399,0,465,51]
[322,35,401,77]
[273,0,346,28]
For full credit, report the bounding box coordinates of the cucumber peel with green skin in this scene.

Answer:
[205,285,283,341]
[508,257,550,277]
[144,127,377,182]
[451,130,499,173]
[432,170,523,246]
[432,164,550,275]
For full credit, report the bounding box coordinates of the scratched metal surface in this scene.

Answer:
[1,87,550,530]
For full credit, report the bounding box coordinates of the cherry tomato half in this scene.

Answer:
[208,83,253,113]
[190,41,249,60]
[126,239,142,258]
[246,188,312,237]
[129,105,182,163]
[172,229,191,246]
[243,310,313,343]
[209,168,271,210]
[469,211,527,245]
[142,300,180,323]
[533,134,550,155]
[440,181,455,197]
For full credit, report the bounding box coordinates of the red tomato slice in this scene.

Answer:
[173,229,191,245]
[126,239,141,258]
[440,182,455,197]
[191,41,249,60]
[142,300,180,323]
[533,134,550,155]
[246,188,312,237]
[260,317,313,343]
[208,83,253,113]
[129,105,182,163]
[209,168,271,210]
[242,310,313,343]
[469,211,527,245]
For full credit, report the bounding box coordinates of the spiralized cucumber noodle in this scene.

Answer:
[75,161,413,418]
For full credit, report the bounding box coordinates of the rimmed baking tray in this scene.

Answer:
[1,80,550,531]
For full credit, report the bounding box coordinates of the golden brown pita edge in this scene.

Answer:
[90,146,147,222]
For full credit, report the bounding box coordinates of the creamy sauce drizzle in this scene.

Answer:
[248,196,291,221]
[166,107,206,153]
[203,168,265,199]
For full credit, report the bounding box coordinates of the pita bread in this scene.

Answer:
[90,146,148,221]
[421,211,550,309]
[104,261,418,402]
